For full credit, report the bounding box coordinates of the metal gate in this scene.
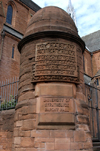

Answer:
[85,84,100,141]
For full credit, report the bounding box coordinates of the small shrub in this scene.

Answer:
[0,95,17,110]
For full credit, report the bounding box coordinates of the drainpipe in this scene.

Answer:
[0,30,5,60]
[91,52,93,77]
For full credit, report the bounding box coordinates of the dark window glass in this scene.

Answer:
[12,46,14,58]
[6,5,13,24]
[97,78,99,85]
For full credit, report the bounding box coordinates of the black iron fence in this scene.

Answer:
[0,77,19,110]
[85,83,100,141]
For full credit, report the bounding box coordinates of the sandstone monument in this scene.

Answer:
[13,6,93,150]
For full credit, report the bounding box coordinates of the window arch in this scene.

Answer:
[6,5,13,24]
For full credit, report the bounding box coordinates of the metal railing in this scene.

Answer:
[85,83,100,141]
[0,77,19,110]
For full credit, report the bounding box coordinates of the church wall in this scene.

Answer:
[0,33,20,81]
[1,0,35,34]
[92,50,100,76]
[0,0,36,81]
[83,49,92,77]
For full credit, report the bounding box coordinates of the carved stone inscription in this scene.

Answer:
[36,97,75,128]
[37,97,74,113]
[44,97,69,112]
[33,41,78,83]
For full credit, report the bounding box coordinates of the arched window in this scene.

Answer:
[6,5,13,24]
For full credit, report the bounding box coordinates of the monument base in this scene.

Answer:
[13,83,93,150]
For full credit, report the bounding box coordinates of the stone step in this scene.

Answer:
[93,142,100,151]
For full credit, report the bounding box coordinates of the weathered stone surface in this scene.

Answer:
[21,119,36,131]
[16,121,23,127]
[55,143,70,150]
[19,131,31,137]
[20,137,34,147]
[74,131,86,142]
[12,5,93,151]
[19,114,36,121]
[31,130,50,138]
[36,97,75,113]
[13,128,19,137]
[71,142,83,150]
[76,115,89,124]
[34,142,45,148]
[35,83,76,97]
[18,91,35,102]
[14,137,21,145]
[46,143,55,150]
[37,113,75,125]
[50,130,74,138]
[76,124,90,132]
[55,138,70,143]
[33,41,78,83]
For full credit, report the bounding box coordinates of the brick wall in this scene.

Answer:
[92,50,100,76]
[0,33,20,81]
[0,109,15,151]
[1,0,35,34]
[0,0,36,81]
[84,49,92,77]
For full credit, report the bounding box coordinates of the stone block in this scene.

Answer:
[13,128,19,137]
[31,130,50,138]
[35,138,55,143]
[20,105,36,115]
[36,97,75,113]
[76,92,84,100]
[19,114,36,121]
[16,121,22,127]
[35,83,76,97]
[18,91,35,102]
[50,130,74,138]
[21,119,36,131]
[77,124,90,132]
[34,142,45,148]
[55,138,70,143]
[71,142,83,150]
[46,143,55,150]
[50,130,66,138]
[74,131,86,142]
[18,84,34,95]
[55,143,70,150]
[83,141,93,149]
[20,137,34,147]
[76,115,89,124]
[37,113,75,125]
[86,132,92,139]
[66,131,74,138]
[14,137,21,145]
[19,131,31,137]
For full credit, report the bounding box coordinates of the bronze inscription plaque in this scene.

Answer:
[32,41,78,83]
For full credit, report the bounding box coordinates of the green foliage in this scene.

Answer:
[0,95,17,110]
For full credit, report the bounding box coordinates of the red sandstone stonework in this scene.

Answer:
[12,6,93,151]
[0,0,36,81]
